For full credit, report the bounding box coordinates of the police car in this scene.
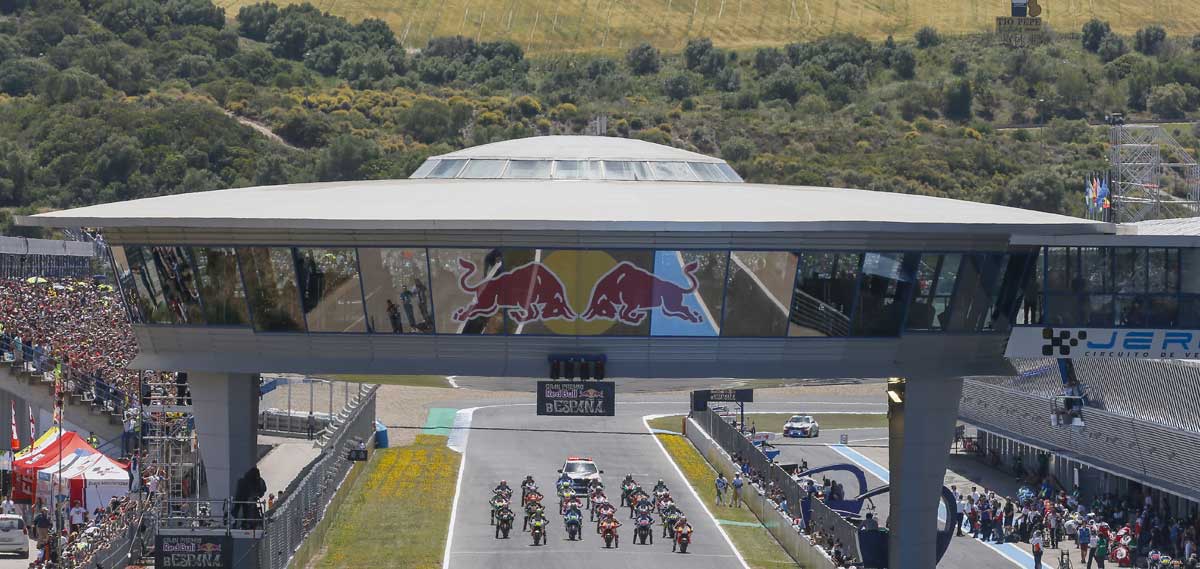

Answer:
[558,457,603,492]
[783,415,821,438]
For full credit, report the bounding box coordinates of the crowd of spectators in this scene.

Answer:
[28,495,150,569]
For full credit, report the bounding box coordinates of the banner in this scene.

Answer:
[155,535,233,569]
[1006,326,1200,359]
[536,381,615,416]
[694,389,754,403]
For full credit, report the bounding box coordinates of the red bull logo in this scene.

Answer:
[452,259,576,323]
[582,261,702,325]
[581,388,603,398]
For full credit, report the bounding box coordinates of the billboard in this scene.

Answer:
[537,381,615,416]
[696,389,754,403]
[1006,326,1200,359]
[155,535,233,569]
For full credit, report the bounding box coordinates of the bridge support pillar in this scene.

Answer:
[191,372,260,504]
[887,376,962,568]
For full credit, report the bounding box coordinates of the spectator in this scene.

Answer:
[1031,530,1044,568]
[861,512,880,531]
[732,473,743,508]
[69,501,86,534]
[715,473,727,506]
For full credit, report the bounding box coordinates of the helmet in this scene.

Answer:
[679,516,687,522]
[501,480,507,485]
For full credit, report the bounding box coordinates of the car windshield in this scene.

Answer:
[565,462,597,474]
[790,416,813,423]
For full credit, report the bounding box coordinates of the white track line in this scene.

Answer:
[643,414,751,569]
[441,406,478,569]
[729,252,789,316]
[445,376,460,389]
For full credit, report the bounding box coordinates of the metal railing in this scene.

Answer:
[70,498,154,569]
[258,384,377,569]
[789,290,852,337]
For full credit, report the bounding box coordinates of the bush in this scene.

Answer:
[513,95,542,117]
[1097,33,1127,63]
[165,0,225,28]
[276,109,333,148]
[894,47,916,79]
[915,26,941,49]
[721,137,754,162]
[1081,19,1111,53]
[1192,34,1200,51]
[753,47,785,76]
[625,43,660,75]
[0,58,52,96]
[714,67,741,92]
[663,73,696,100]
[951,54,969,76]
[237,2,280,41]
[1148,83,1189,118]
[684,38,714,71]
[316,134,380,181]
[942,78,972,121]
[1134,25,1167,56]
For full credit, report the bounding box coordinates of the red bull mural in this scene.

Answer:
[582,261,703,325]
[452,259,576,323]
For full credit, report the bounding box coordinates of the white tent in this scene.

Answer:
[37,451,130,508]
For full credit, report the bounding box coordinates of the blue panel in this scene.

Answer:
[650,250,720,336]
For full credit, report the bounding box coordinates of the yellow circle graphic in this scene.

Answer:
[541,250,618,335]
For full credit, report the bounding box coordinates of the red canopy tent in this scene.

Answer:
[11,431,92,505]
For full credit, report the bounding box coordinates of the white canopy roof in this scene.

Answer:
[432,135,724,163]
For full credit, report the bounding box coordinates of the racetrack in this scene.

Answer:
[445,403,745,569]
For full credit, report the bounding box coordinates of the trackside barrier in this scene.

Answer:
[686,411,838,569]
[258,384,377,569]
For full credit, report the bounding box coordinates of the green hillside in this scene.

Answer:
[217,0,1200,52]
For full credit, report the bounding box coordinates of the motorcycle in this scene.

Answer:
[495,508,514,539]
[530,517,548,546]
[594,503,616,528]
[634,516,654,545]
[662,512,681,539]
[565,512,584,541]
[521,481,538,502]
[601,522,620,548]
[673,526,693,553]
[621,482,638,507]
[524,502,545,532]
[489,495,510,525]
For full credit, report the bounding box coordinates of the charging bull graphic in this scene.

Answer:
[581,261,703,325]
[452,258,576,323]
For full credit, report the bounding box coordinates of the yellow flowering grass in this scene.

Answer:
[649,417,797,569]
[314,434,461,568]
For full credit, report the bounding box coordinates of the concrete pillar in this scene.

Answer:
[888,376,963,568]
[190,372,259,502]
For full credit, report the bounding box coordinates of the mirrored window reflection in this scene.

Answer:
[294,248,366,333]
[1148,248,1178,293]
[123,246,172,324]
[359,248,433,334]
[110,246,148,324]
[649,251,726,336]
[427,159,466,178]
[790,252,860,337]
[1114,248,1148,294]
[906,254,959,331]
[717,163,744,182]
[851,253,919,336]
[1045,294,1114,327]
[1044,247,1070,293]
[459,159,507,178]
[237,247,305,332]
[987,252,1036,332]
[142,246,205,325]
[723,251,798,337]
[503,160,551,179]
[429,248,507,334]
[649,161,699,181]
[944,254,1006,332]
[193,247,249,326]
[1182,249,1200,294]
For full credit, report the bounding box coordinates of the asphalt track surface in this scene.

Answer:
[445,402,745,569]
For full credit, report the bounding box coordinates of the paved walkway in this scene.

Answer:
[257,435,322,498]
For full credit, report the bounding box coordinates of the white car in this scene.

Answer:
[0,515,28,558]
[558,456,603,492]
[783,415,820,438]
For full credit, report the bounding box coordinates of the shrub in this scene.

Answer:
[512,95,542,118]
[1098,33,1127,63]
[951,54,969,76]
[684,38,714,71]
[894,47,916,79]
[1134,25,1167,56]
[1148,83,1189,118]
[1081,19,1111,53]
[942,79,973,121]
[625,42,660,75]
[237,2,279,41]
[915,26,941,49]
[721,137,754,162]
[663,73,696,100]
[753,47,785,76]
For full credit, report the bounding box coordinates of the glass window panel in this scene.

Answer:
[717,163,743,182]
[409,160,437,178]
[193,247,250,326]
[1044,294,1114,327]
[792,252,859,337]
[689,162,727,182]
[1080,247,1109,293]
[988,252,1037,332]
[497,249,656,336]
[427,159,466,178]
[1182,249,1200,294]
[110,246,149,324]
[1180,296,1200,327]
[1019,249,1042,325]
[723,251,799,337]
[294,248,366,333]
[429,248,508,334]
[851,252,918,336]
[650,251,727,336]
[359,248,433,334]
[1113,248,1147,294]
[124,246,173,324]
[944,254,1006,332]
[553,160,601,180]
[237,247,305,332]
[1147,248,1176,293]
[142,246,205,325]
[649,161,699,181]
[502,160,551,179]
[459,159,507,178]
[1045,247,1070,293]
[601,161,635,180]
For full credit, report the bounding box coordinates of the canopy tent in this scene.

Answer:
[15,426,61,459]
[38,451,129,508]
[11,430,91,504]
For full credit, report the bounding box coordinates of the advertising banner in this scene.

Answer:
[695,389,754,403]
[1006,326,1200,359]
[536,381,615,416]
[155,535,233,569]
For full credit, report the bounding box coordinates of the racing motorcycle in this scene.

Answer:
[565,510,584,541]
[673,525,693,553]
[600,518,620,548]
[530,515,548,546]
[524,500,545,532]
[593,502,616,528]
[495,507,514,539]
[489,493,510,525]
[634,515,655,545]
[662,509,682,539]
[621,479,639,507]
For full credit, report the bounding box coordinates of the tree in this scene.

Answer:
[1148,83,1189,118]
[337,48,396,87]
[316,135,379,181]
[714,67,741,92]
[276,109,332,148]
[915,26,941,49]
[1134,25,1167,56]
[1098,33,1127,63]
[625,42,660,75]
[684,38,714,70]
[721,137,754,162]
[1081,18,1111,53]
[663,72,696,100]
[304,41,359,76]
[942,78,973,121]
[0,58,51,96]
[236,2,279,41]
[950,54,969,76]
[1192,34,1200,51]
[753,47,785,76]
[94,0,167,34]
[42,67,105,103]
[165,0,225,28]
[403,98,454,143]
[894,47,916,79]
[995,169,1067,213]
[354,18,397,51]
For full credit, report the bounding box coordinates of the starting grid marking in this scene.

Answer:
[825,444,1054,569]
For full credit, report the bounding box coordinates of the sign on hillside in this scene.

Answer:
[1006,326,1200,359]
[537,381,615,416]
[996,16,1044,46]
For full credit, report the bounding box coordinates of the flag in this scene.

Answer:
[1099,178,1109,202]
[27,405,34,441]
[1092,177,1102,209]
[1085,178,1095,212]
[9,401,18,452]
[1103,197,1111,210]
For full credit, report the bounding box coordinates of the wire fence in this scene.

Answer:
[258,384,377,569]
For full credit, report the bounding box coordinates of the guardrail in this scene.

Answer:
[258,384,377,569]
[789,290,851,337]
[690,409,856,568]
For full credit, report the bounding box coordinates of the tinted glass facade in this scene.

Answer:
[110,246,1038,337]
[1040,246,1200,328]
